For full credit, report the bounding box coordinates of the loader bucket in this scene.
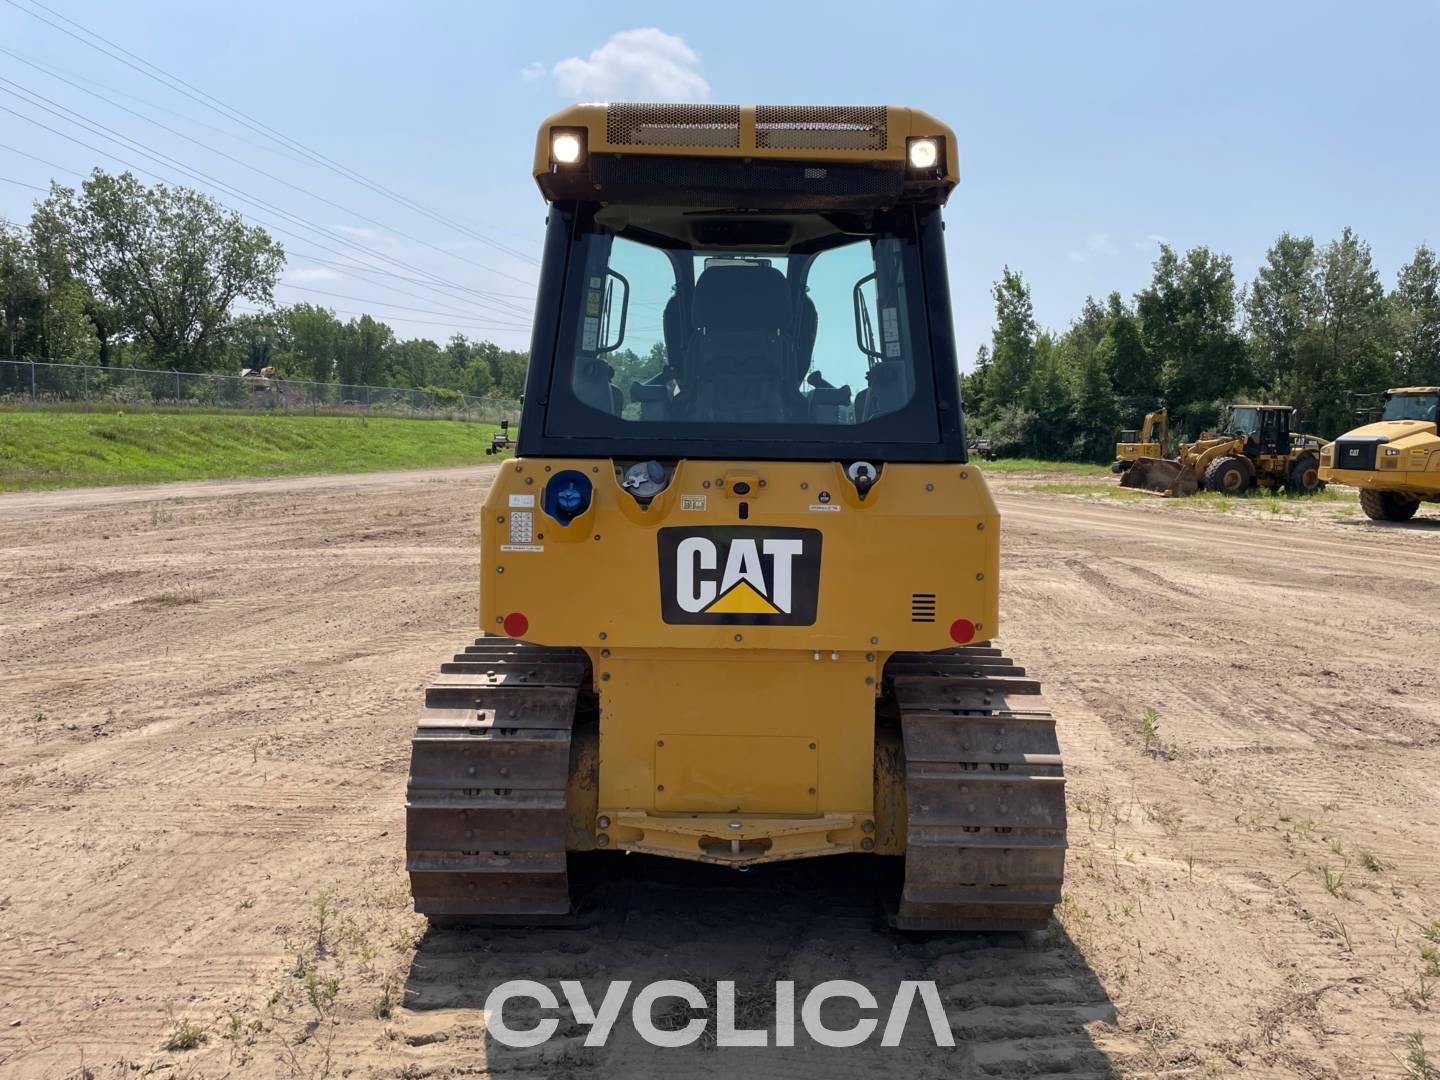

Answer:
[1119,457,1198,497]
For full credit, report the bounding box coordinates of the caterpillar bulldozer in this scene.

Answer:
[404,104,1065,932]
[1121,404,1326,497]
[1111,407,1168,473]
[1320,386,1440,521]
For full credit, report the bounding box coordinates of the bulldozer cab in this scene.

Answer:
[521,106,968,464]
[1225,405,1291,457]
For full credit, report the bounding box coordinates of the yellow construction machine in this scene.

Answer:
[403,104,1065,932]
[1122,403,1326,496]
[1111,407,1168,473]
[1320,386,1440,520]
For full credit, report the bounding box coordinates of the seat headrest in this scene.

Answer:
[692,265,790,332]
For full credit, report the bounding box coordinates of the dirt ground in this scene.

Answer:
[1,464,1437,1079]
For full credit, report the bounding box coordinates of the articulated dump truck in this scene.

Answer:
[1321,386,1440,520]
[404,104,1066,932]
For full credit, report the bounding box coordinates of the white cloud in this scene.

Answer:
[1133,233,1168,251]
[1066,250,1086,263]
[549,28,709,102]
[520,61,546,83]
[1086,232,1119,257]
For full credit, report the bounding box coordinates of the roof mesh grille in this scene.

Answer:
[755,105,888,151]
[606,104,741,148]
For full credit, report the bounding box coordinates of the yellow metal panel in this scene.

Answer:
[481,457,999,860]
[482,460,998,654]
[595,650,874,815]
[655,734,817,813]
[532,103,959,179]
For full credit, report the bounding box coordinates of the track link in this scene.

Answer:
[886,645,1066,932]
[405,639,589,922]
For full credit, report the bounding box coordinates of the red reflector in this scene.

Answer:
[503,612,529,638]
[949,618,975,644]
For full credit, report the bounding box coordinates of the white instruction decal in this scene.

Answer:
[500,544,544,553]
[680,494,707,511]
[507,511,534,545]
[809,504,841,513]
[508,493,535,507]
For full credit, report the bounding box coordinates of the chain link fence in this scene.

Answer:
[0,358,521,423]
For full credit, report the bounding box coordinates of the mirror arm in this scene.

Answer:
[851,272,883,361]
[596,269,630,355]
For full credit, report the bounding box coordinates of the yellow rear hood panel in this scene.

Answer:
[482,459,998,654]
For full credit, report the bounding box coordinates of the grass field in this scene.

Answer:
[978,457,1112,475]
[0,412,505,491]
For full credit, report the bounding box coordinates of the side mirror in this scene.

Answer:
[595,269,630,355]
[852,273,883,360]
[500,419,509,432]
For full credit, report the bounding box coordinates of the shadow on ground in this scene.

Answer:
[401,854,1118,1079]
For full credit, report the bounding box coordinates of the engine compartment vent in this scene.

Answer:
[911,593,937,623]
[606,104,741,148]
[754,105,888,151]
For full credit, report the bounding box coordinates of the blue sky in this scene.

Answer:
[2,0,1437,368]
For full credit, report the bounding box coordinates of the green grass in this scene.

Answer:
[978,457,1111,475]
[0,412,506,491]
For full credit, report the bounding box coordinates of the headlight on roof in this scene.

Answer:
[550,128,586,166]
[907,137,940,170]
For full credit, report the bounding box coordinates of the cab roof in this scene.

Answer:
[533,103,959,209]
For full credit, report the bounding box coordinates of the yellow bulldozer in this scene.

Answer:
[1320,386,1440,520]
[1111,407,1168,473]
[1122,403,1326,497]
[403,104,1065,932]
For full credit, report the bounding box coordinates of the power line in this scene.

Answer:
[0,137,533,320]
[0,52,540,289]
[0,84,531,321]
[6,0,540,267]
[0,76,532,311]
[285,252,532,303]
[0,139,78,177]
[277,257,532,323]
[0,118,526,339]
[275,283,531,328]
[0,47,537,286]
[1,175,45,191]
[234,303,530,334]
[0,46,321,171]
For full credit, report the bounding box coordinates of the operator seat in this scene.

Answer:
[676,265,806,423]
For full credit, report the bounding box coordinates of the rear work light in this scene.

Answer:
[550,128,586,166]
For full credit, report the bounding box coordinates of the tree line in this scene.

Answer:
[964,231,1440,459]
[0,169,528,399]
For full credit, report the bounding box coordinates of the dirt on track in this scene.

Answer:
[0,465,1437,1079]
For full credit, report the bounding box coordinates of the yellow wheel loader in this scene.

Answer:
[1112,407,1168,473]
[1121,404,1326,497]
[1320,387,1440,520]
[405,104,1065,932]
